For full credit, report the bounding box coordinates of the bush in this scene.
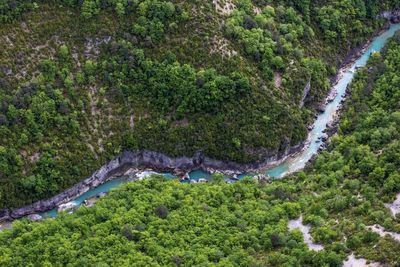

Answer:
[155,205,169,219]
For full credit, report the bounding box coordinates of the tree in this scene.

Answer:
[121,224,134,240]
[81,0,99,19]
[155,205,168,219]
[115,2,125,17]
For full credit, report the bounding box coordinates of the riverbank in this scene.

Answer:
[305,19,400,165]
[0,148,303,222]
[1,20,399,223]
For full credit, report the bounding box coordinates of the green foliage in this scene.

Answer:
[224,2,332,105]
[0,178,342,266]
[103,42,251,116]
[0,0,35,23]
[81,0,100,19]
[1,37,400,265]
[301,34,400,264]
[316,0,372,43]
[0,0,398,218]
[155,204,169,218]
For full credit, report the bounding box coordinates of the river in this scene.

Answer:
[3,23,400,222]
[265,23,400,177]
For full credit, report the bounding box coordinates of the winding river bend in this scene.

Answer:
[265,23,400,177]
[39,23,400,218]
[1,23,399,225]
[41,23,400,218]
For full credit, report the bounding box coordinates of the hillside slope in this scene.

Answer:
[0,0,398,208]
[1,33,400,265]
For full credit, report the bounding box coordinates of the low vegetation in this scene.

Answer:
[0,0,398,213]
[1,32,399,266]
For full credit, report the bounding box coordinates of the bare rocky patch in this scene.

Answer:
[385,193,400,217]
[129,114,135,128]
[29,152,41,163]
[213,0,236,15]
[342,253,380,267]
[287,216,323,251]
[274,72,282,88]
[83,82,120,157]
[84,36,112,60]
[253,6,262,15]
[367,224,400,242]
[210,36,238,58]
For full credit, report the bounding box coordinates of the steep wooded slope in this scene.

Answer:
[0,0,398,208]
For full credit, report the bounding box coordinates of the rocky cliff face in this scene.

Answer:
[299,77,311,108]
[382,10,400,23]
[4,13,398,224]
[0,143,306,222]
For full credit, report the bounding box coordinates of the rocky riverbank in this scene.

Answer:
[0,144,307,222]
[382,10,400,23]
[0,32,380,223]
[315,18,394,113]
[1,18,398,224]
[307,19,400,160]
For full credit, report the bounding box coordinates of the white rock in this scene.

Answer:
[57,202,78,212]
[136,171,158,180]
[27,214,43,221]
[287,216,323,251]
[342,253,380,267]
[384,193,400,217]
[367,224,400,242]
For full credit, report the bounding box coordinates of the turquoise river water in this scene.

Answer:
[40,23,400,218]
[5,23,400,222]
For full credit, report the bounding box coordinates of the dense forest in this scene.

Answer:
[0,32,399,266]
[0,0,398,209]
